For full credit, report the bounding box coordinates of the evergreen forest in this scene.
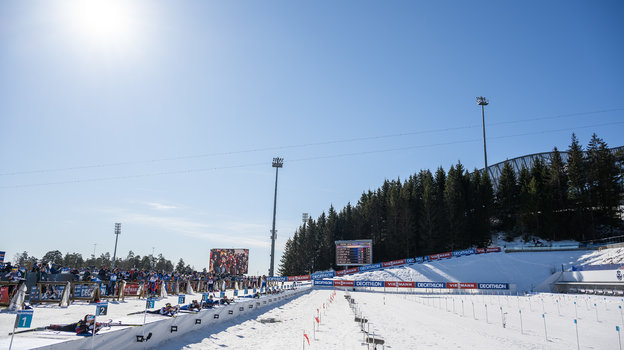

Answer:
[278,133,624,276]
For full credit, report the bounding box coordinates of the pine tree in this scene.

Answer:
[567,133,589,240]
[549,147,568,241]
[496,161,519,238]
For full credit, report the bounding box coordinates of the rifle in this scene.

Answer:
[8,320,142,336]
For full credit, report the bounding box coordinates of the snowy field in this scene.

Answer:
[2,247,624,349]
[169,289,624,350]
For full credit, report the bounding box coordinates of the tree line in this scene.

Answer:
[11,249,198,274]
[278,133,623,276]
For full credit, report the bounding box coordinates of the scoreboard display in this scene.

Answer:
[335,240,373,266]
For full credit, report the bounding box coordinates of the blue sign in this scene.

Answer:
[358,264,382,273]
[234,290,238,296]
[416,282,446,288]
[267,276,287,282]
[178,294,185,304]
[477,283,509,290]
[311,271,336,279]
[453,249,476,257]
[96,302,108,316]
[313,280,334,286]
[253,288,256,294]
[202,293,210,301]
[0,251,5,263]
[355,281,384,288]
[220,291,225,298]
[146,298,155,308]
[405,258,415,264]
[414,256,424,263]
[16,310,33,328]
[244,288,248,295]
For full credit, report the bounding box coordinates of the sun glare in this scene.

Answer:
[66,0,138,50]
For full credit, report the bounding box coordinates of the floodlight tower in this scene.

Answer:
[302,213,309,227]
[112,223,121,269]
[476,96,489,175]
[269,157,283,277]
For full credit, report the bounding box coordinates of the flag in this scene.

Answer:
[304,333,310,345]
[315,316,319,324]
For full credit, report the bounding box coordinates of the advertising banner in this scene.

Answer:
[311,271,335,280]
[313,280,334,286]
[358,263,382,273]
[333,280,355,287]
[476,248,485,254]
[413,256,424,263]
[287,275,311,282]
[478,283,509,290]
[382,259,406,268]
[386,281,415,288]
[486,247,502,253]
[0,251,4,263]
[335,267,359,276]
[460,282,477,289]
[0,286,9,304]
[267,276,287,282]
[429,252,452,260]
[452,249,476,257]
[354,281,384,288]
[416,282,446,288]
[123,282,140,296]
[446,282,459,289]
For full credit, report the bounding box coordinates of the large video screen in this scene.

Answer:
[209,249,249,275]
[335,240,373,266]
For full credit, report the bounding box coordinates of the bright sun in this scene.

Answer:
[65,0,138,50]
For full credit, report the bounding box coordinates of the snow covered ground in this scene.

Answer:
[2,247,623,349]
[171,288,624,350]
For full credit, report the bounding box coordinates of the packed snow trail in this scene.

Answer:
[164,289,366,349]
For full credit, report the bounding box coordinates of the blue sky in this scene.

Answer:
[1,1,623,274]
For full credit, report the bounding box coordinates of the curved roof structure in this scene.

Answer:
[484,145,623,190]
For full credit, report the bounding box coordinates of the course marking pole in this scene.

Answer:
[619,305,623,326]
[472,301,476,320]
[519,309,523,334]
[485,304,488,323]
[617,326,622,350]
[462,299,465,317]
[574,319,580,350]
[595,303,599,322]
[542,313,548,341]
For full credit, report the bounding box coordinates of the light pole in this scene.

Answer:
[476,96,489,176]
[112,223,121,268]
[302,213,309,227]
[269,157,283,277]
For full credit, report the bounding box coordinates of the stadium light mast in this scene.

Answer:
[112,223,121,269]
[269,157,283,277]
[476,96,489,176]
[302,213,309,227]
